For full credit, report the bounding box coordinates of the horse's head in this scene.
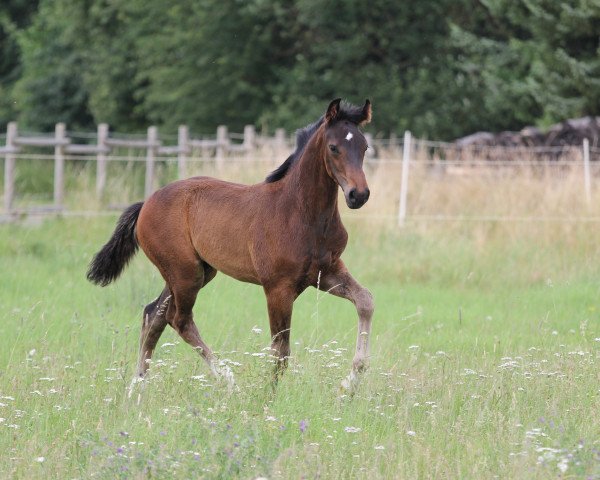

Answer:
[322,98,372,209]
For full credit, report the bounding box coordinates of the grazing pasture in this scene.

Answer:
[0,162,599,478]
[1,216,599,479]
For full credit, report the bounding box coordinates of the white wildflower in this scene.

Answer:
[557,458,568,473]
[344,426,361,433]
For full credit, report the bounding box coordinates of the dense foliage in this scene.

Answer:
[0,0,598,138]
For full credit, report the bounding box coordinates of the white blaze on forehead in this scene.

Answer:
[345,132,353,141]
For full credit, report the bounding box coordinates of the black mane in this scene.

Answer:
[265,101,365,183]
[265,117,323,183]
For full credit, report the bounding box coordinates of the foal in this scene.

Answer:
[87,98,374,393]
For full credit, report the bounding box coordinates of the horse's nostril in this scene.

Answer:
[348,188,357,201]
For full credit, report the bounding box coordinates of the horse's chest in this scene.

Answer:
[297,251,329,284]
[312,243,334,270]
[294,231,345,289]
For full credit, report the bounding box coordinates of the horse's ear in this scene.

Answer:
[359,99,372,126]
[325,98,342,123]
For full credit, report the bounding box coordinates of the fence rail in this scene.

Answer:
[1,122,297,212]
[1,122,599,222]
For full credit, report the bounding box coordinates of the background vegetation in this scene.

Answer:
[1,0,599,138]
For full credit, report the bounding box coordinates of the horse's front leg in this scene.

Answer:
[319,260,374,394]
[264,284,296,383]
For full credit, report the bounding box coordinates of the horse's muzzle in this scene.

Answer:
[346,187,370,209]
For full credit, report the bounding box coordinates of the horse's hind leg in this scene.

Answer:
[169,262,235,388]
[135,286,171,378]
[128,286,171,397]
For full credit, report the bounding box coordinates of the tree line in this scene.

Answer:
[1,0,598,140]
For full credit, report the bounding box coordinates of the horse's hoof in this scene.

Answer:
[127,376,145,404]
[211,362,238,393]
[340,370,360,396]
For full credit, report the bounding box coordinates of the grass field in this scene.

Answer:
[0,208,599,479]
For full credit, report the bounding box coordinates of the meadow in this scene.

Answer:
[0,156,599,479]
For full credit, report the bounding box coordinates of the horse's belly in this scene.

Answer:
[192,229,260,285]
[211,258,261,285]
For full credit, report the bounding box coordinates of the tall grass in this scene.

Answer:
[0,151,599,479]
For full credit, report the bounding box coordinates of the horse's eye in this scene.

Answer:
[328,144,339,154]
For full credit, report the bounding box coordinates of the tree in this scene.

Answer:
[12,0,93,131]
[0,0,39,128]
[7,0,600,138]
[128,0,296,133]
[450,0,600,132]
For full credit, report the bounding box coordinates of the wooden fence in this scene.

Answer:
[0,122,297,214]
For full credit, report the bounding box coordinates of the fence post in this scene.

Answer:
[54,122,66,211]
[216,125,228,168]
[177,125,189,179]
[275,128,286,160]
[96,123,108,198]
[145,126,158,198]
[4,122,17,213]
[389,132,399,156]
[398,130,412,226]
[583,138,591,205]
[365,133,374,157]
[243,125,255,158]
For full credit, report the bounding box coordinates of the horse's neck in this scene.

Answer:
[285,138,339,223]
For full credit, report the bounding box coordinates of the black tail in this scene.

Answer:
[86,202,144,286]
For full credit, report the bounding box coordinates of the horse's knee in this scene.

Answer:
[356,288,374,318]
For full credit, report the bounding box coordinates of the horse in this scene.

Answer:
[87,98,374,394]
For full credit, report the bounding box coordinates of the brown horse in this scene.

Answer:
[87,98,374,393]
